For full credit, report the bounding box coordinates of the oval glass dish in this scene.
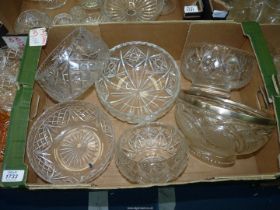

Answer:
[175,90,276,167]
[116,122,188,184]
[95,41,180,124]
[26,101,115,184]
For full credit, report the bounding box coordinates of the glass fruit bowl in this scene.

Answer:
[36,27,109,102]
[181,43,255,98]
[175,90,276,167]
[102,0,164,22]
[95,41,180,124]
[26,101,115,184]
[116,122,188,184]
[14,10,52,34]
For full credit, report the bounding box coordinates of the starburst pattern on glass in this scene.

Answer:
[116,123,188,184]
[36,28,109,102]
[27,101,114,184]
[102,0,164,21]
[95,41,180,124]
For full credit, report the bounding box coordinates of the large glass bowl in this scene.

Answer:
[181,43,255,98]
[102,0,164,21]
[36,27,109,102]
[116,122,188,184]
[26,101,115,184]
[175,90,276,167]
[95,41,180,124]
[14,10,52,34]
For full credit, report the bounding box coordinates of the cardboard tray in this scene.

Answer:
[1,21,280,189]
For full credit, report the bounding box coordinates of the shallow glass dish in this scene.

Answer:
[52,13,74,25]
[0,48,21,112]
[95,41,180,124]
[26,101,114,184]
[181,43,255,98]
[14,10,52,34]
[175,90,276,167]
[36,27,109,102]
[116,122,188,184]
[80,0,103,10]
[102,0,164,21]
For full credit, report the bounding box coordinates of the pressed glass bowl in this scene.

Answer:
[102,0,164,22]
[14,10,52,34]
[26,101,114,184]
[95,41,180,124]
[52,13,74,25]
[116,123,188,184]
[181,43,255,98]
[175,90,276,167]
[0,48,21,112]
[36,27,109,102]
[80,0,103,10]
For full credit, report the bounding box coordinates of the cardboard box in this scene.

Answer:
[1,21,280,189]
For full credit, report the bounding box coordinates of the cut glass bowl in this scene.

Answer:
[36,27,109,102]
[0,48,21,112]
[14,10,52,34]
[102,0,164,21]
[175,90,276,167]
[116,122,188,184]
[95,41,180,124]
[181,43,255,98]
[26,101,115,184]
[52,13,74,25]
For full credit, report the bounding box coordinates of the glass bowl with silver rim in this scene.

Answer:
[36,27,109,102]
[102,0,165,22]
[26,101,115,184]
[180,43,255,98]
[116,122,188,184]
[175,90,276,167]
[95,41,180,124]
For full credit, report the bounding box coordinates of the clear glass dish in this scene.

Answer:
[175,90,276,167]
[14,10,52,34]
[95,41,180,124]
[80,0,103,10]
[36,27,109,102]
[102,0,164,22]
[181,43,255,98]
[0,48,21,112]
[26,101,115,184]
[116,122,188,184]
[52,13,74,25]
[161,0,177,15]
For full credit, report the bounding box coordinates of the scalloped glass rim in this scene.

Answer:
[95,41,180,124]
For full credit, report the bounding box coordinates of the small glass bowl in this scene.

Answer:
[14,10,52,34]
[36,27,109,102]
[175,90,276,167]
[52,13,74,25]
[80,0,103,10]
[181,43,255,98]
[161,0,177,15]
[116,122,188,184]
[26,101,115,184]
[102,0,164,22]
[95,41,180,124]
